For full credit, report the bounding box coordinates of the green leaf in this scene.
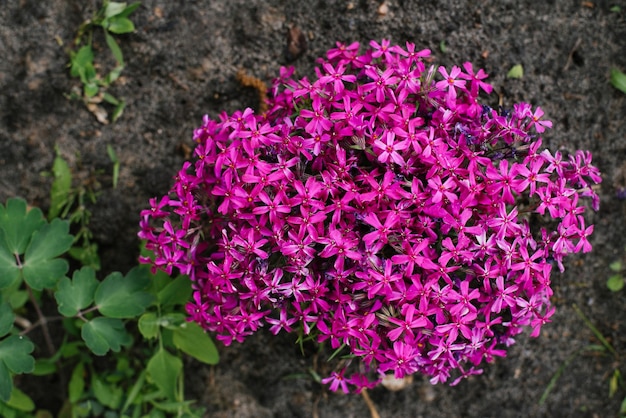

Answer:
[91,374,123,409]
[610,369,621,397]
[107,17,135,34]
[106,145,120,189]
[138,312,159,340]
[572,303,616,355]
[118,2,141,18]
[146,348,182,401]
[84,82,99,98]
[611,5,622,12]
[120,369,145,414]
[81,317,131,356]
[49,151,72,220]
[68,363,85,403]
[111,100,126,123]
[60,340,83,358]
[104,32,124,66]
[607,274,624,292]
[151,400,196,413]
[32,358,57,376]
[22,218,73,290]
[172,322,219,365]
[95,267,153,318]
[0,242,20,289]
[68,243,101,271]
[7,290,27,310]
[105,65,124,87]
[55,267,99,317]
[0,335,35,401]
[158,313,186,330]
[70,46,94,78]
[610,260,623,272]
[0,304,14,338]
[611,68,626,94]
[507,64,524,79]
[0,336,35,374]
[105,2,128,18]
[0,363,11,404]
[157,275,192,309]
[103,93,120,106]
[439,40,447,53]
[0,198,45,255]
[5,387,34,412]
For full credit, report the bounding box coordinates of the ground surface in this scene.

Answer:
[1,0,626,417]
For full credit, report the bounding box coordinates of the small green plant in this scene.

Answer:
[46,145,122,270]
[48,147,101,271]
[0,197,218,417]
[611,68,626,95]
[608,256,625,292]
[68,1,140,123]
[540,304,626,417]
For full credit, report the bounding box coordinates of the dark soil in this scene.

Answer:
[1,0,626,417]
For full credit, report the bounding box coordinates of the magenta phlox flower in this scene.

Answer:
[363,65,399,102]
[387,304,429,341]
[362,211,400,246]
[373,131,409,165]
[318,62,356,94]
[490,276,518,313]
[321,369,350,393]
[366,260,402,299]
[427,174,458,204]
[379,340,420,378]
[231,228,269,259]
[436,65,467,101]
[139,40,601,392]
[300,97,333,134]
[527,106,553,133]
[488,203,523,239]
[460,61,492,95]
[267,308,298,335]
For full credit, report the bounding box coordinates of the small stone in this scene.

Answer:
[381,374,413,391]
[377,1,389,16]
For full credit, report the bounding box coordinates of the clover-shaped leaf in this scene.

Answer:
[138,312,159,340]
[81,317,131,356]
[0,242,20,289]
[0,198,45,255]
[55,267,99,317]
[0,304,14,338]
[0,335,35,401]
[95,267,153,318]
[21,218,73,290]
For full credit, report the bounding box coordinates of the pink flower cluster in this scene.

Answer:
[139,40,601,392]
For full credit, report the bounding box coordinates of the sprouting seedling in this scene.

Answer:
[106,144,120,189]
[68,1,140,123]
[610,68,626,95]
[607,258,625,292]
